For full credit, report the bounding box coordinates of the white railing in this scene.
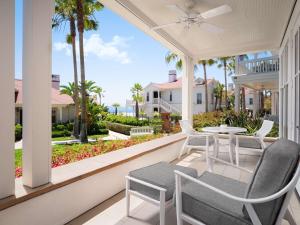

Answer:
[159,98,181,114]
[237,56,279,75]
[152,98,159,104]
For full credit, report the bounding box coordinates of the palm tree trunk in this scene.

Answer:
[135,101,139,119]
[214,96,218,110]
[219,90,223,110]
[203,63,209,112]
[224,60,228,109]
[77,0,88,143]
[70,17,79,139]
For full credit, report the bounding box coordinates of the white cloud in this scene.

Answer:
[53,34,132,64]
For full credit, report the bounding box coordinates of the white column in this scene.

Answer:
[59,107,63,122]
[0,0,15,199]
[271,91,279,115]
[182,55,194,124]
[234,84,240,112]
[22,0,54,188]
[253,90,259,116]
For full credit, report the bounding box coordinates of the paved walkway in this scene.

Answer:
[14,130,130,149]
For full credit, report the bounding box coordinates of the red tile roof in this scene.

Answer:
[15,79,74,105]
[152,77,215,90]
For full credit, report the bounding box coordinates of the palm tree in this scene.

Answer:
[112,103,120,115]
[213,83,224,110]
[198,59,215,112]
[131,83,143,119]
[217,57,235,108]
[53,0,80,138]
[165,51,183,70]
[94,86,105,105]
[76,0,103,143]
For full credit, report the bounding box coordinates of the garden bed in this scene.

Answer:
[15,134,163,177]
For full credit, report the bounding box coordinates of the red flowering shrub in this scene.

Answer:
[15,134,163,177]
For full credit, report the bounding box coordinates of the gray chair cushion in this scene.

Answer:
[244,138,300,225]
[181,172,252,225]
[232,136,262,149]
[129,162,197,201]
[188,136,215,146]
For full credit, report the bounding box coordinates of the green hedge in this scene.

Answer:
[15,124,22,141]
[106,122,135,135]
[105,114,149,126]
[52,130,71,138]
[88,121,109,135]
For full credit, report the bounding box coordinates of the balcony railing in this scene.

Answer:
[237,56,279,75]
[152,98,159,104]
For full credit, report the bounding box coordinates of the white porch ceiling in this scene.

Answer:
[100,0,295,59]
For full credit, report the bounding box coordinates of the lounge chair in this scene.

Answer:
[178,120,216,167]
[175,138,300,225]
[231,120,274,166]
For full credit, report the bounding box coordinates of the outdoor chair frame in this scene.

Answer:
[174,160,299,225]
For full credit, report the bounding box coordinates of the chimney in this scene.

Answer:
[52,74,60,90]
[168,70,177,82]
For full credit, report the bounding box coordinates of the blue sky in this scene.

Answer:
[15,0,227,106]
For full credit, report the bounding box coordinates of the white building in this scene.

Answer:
[142,70,218,117]
[232,53,279,116]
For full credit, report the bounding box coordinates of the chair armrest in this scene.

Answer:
[125,176,167,192]
[174,169,298,204]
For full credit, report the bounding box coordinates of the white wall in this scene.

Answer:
[0,136,185,225]
[279,0,300,195]
[143,80,218,117]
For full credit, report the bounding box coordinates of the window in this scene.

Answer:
[249,98,253,105]
[197,93,202,104]
[169,91,173,102]
[153,107,158,112]
[146,92,149,102]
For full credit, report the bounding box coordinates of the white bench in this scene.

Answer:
[130,126,154,137]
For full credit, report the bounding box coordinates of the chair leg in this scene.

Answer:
[160,191,166,225]
[206,145,213,172]
[228,143,234,164]
[125,178,130,217]
[284,208,297,225]
[235,144,240,167]
[178,138,188,159]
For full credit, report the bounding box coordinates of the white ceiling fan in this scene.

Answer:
[151,3,232,33]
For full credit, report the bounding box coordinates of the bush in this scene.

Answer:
[52,130,71,138]
[106,122,135,135]
[193,111,279,137]
[105,114,149,126]
[15,124,22,141]
[88,121,109,135]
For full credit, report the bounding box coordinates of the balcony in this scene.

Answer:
[237,56,279,75]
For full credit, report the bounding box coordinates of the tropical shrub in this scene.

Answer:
[15,124,22,141]
[170,113,182,122]
[149,117,163,134]
[106,122,136,135]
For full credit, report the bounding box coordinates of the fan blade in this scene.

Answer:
[166,4,189,17]
[151,21,181,30]
[201,5,232,19]
[199,23,224,33]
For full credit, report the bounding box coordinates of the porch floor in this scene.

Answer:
[67,140,300,225]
